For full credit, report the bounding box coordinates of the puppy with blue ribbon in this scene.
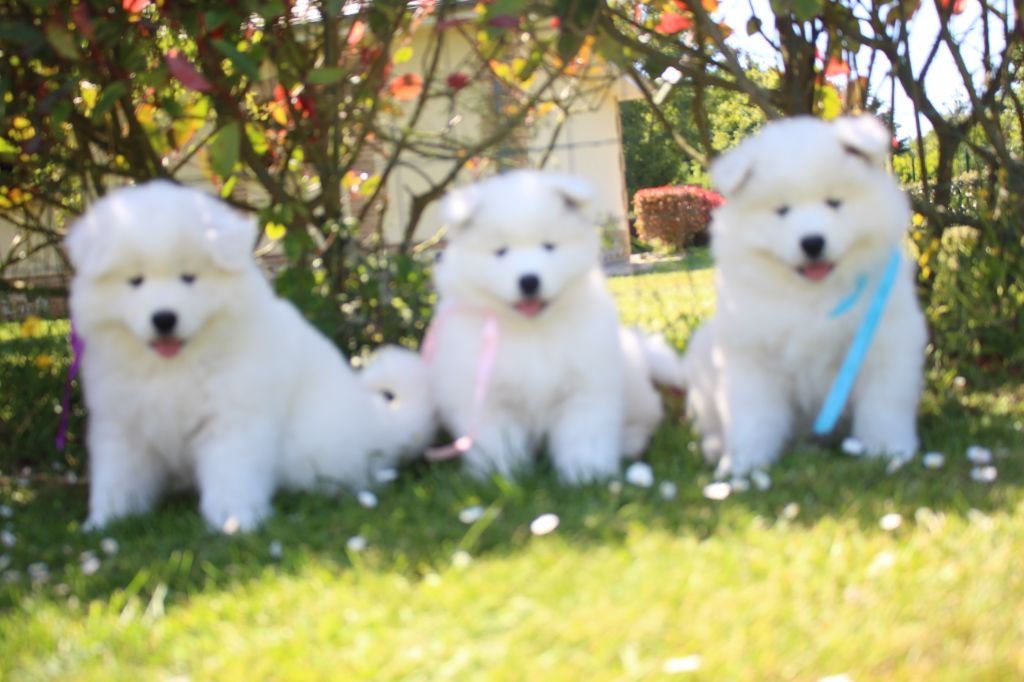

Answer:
[681,115,927,478]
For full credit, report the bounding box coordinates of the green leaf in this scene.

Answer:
[0,22,45,50]
[90,81,129,122]
[359,175,382,198]
[219,174,238,198]
[791,0,823,21]
[815,83,842,120]
[0,137,18,154]
[45,22,80,60]
[307,67,347,85]
[50,100,72,128]
[245,123,269,155]
[746,16,762,35]
[207,121,241,179]
[211,39,259,79]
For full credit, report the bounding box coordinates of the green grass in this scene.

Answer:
[1,259,1023,680]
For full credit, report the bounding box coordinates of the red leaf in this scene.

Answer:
[165,49,213,93]
[71,3,95,40]
[347,20,365,46]
[939,0,967,14]
[388,73,423,101]
[487,14,520,29]
[435,17,469,31]
[656,10,692,34]
[824,57,850,77]
[122,0,150,13]
[447,72,470,90]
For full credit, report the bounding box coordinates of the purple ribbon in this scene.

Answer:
[55,322,84,452]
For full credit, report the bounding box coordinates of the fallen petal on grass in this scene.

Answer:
[966,445,992,465]
[80,556,101,576]
[841,437,866,456]
[100,538,119,556]
[624,461,654,488]
[662,655,702,673]
[970,466,997,483]
[659,481,677,501]
[451,550,472,568]
[879,512,902,532]
[702,481,731,501]
[529,513,560,536]
[458,505,485,524]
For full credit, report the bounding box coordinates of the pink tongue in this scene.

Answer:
[514,299,546,317]
[151,339,184,358]
[800,263,834,282]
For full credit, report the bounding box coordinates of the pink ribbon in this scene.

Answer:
[55,322,84,452]
[423,311,500,461]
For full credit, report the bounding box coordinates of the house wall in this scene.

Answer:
[379,27,636,263]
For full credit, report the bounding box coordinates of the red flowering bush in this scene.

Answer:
[633,185,724,250]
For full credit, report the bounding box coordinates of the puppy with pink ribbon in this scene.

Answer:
[423,170,681,483]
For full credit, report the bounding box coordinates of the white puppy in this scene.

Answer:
[683,115,927,477]
[66,181,434,532]
[426,170,674,483]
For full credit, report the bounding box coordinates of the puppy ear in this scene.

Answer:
[441,184,480,235]
[834,114,891,167]
[64,209,112,278]
[546,174,594,212]
[710,142,756,196]
[194,193,257,272]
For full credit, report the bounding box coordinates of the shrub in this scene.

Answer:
[633,185,724,251]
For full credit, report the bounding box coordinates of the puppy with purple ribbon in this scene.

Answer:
[66,181,434,532]
[682,115,927,477]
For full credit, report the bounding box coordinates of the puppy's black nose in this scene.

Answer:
[800,235,826,259]
[518,274,540,298]
[152,310,178,335]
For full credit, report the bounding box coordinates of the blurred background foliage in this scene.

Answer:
[0,0,1021,378]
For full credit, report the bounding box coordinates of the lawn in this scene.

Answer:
[1,255,1023,681]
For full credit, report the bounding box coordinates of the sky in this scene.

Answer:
[715,0,1011,135]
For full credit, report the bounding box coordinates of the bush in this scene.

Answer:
[911,176,1024,379]
[633,185,724,251]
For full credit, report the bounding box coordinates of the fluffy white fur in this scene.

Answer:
[66,181,434,532]
[683,115,927,477]
[426,170,674,483]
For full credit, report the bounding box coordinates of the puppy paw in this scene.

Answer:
[555,455,619,486]
[200,498,270,534]
[82,514,108,533]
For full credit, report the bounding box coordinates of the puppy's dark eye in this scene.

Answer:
[542,242,556,252]
[775,205,790,217]
[826,198,843,209]
[495,247,508,258]
[181,273,197,284]
[128,275,144,288]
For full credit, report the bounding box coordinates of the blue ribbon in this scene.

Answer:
[813,247,903,435]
